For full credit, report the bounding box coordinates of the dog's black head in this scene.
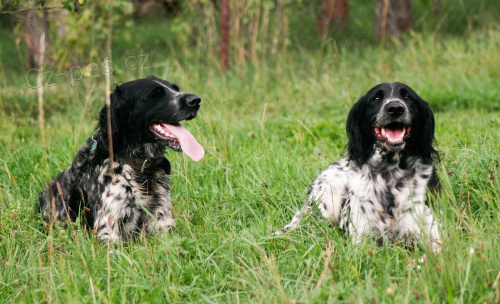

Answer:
[98,76,204,161]
[346,82,437,164]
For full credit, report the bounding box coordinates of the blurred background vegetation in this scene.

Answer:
[1,0,499,74]
[0,0,498,117]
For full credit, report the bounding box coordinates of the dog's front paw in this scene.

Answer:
[273,225,291,236]
[274,230,284,237]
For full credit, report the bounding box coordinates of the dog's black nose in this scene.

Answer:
[386,101,405,117]
[182,94,201,107]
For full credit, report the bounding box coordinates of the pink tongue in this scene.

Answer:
[385,128,404,144]
[162,123,205,161]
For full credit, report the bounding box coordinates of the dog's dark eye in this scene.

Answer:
[373,97,381,103]
[151,87,165,97]
[405,96,412,102]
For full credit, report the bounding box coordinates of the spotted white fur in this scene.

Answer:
[39,77,201,242]
[93,161,174,241]
[276,82,441,252]
[278,150,441,252]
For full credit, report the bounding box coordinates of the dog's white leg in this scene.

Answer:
[146,213,175,234]
[94,213,121,243]
[94,171,140,241]
[275,201,313,236]
[140,173,175,234]
[345,202,373,246]
[397,204,441,253]
[275,180,329,236]
[145,202,175,234]
[276,162,347,236]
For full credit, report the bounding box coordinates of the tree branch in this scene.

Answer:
[0,6,64,15]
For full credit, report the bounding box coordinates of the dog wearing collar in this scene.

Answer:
[39,77,204,242]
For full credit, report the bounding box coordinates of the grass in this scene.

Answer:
[1,2,500,302]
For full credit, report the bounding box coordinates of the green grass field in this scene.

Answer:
[1,2,500,302]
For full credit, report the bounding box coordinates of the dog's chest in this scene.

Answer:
[97,162,170,208]
[343,162,431,229]
[127,166,170,205]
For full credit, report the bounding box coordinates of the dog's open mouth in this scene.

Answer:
[374,123,411,146]
[150,123,205,161]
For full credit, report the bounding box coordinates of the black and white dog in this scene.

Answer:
[39,76,204,242]
[277,82,441,252]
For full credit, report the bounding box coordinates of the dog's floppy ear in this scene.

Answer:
[411,97,438,160]
[98,85,129,151]
[346,97,371,164]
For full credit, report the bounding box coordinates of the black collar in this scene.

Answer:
[90,134,171,175]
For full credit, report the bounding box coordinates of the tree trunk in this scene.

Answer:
[23,4,52,69]
[316,0,349,36]
[374,0,413,41]
[220,0,230,72]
